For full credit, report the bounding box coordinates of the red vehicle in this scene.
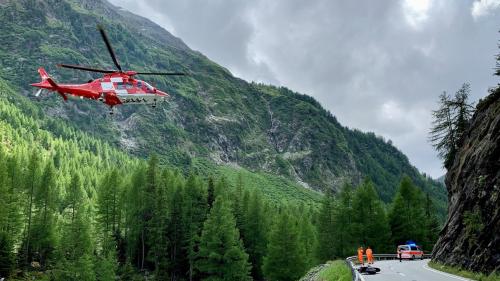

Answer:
[397,243,424,260]
[31,25,186,114]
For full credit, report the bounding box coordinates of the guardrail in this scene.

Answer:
[345,254,432,281]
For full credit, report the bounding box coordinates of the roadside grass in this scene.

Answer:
[318,260,352,281]
[428,261,500,281]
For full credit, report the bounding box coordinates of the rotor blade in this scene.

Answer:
[135,72,188,76]
[58,64,116,73]
[35,88,42,97]
[97,25,122,72]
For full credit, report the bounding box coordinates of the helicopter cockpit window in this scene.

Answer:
[137,81,143,89]
[116,82,126,90]
[144,82,154,92]
[126,82,133,89]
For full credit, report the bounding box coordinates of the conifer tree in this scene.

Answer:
[31,160,58,267]
[196,197,251,281]
[150,174,169,279]
[95,250,118,281]
[2,152,23,241]
[351,179,391,252]
[207,176,215,209]
[422,194,440,251]
[242,191,268,280]
[183,173,207,281]
[263,212,306,281]
[316,190,336,261]
[56,173,95,281]
[168,184,186,280]
[430,84,474,169]
[333,184,354,257]
[97,169,121,251]
[389,176,426,245]
[0,231,14,279]
[299,212,318,269]
[21,150,42,264]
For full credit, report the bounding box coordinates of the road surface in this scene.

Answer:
[361,259,472,281]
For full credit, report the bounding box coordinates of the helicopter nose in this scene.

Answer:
[156,90,170,99]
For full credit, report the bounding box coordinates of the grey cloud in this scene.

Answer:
[110,0,500,178]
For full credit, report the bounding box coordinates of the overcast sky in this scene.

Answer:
[109,0,500,178]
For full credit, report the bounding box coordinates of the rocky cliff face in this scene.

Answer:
[432,88,500,273]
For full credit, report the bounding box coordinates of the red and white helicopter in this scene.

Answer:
[31,25,186,114]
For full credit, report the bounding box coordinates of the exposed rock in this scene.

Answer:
[432,88,500,273]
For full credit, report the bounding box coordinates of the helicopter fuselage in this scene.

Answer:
[31,69,169,107]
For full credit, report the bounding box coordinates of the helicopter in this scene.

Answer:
[31,25,186,114]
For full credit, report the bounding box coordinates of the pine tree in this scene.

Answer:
[96,169,121,251]
[389,176,426,245]
[95,250,118,281]
[351,179,391,252]
[422,194,440,251]
[316,190,336,261]
[263,212,306,281]
[207,176,215,209]
[3,152,23,241]
[0,231,14,279]
[332,184,355,257]
[241,191,268,280]
[430,84,474,169]
[183,173,207,281]
[21,149,42,265]
[196,197,251,281]
[56,173,95,281]
[299,212,318,269]
[124,165,147,269]
[168,184,186,280]
[31,160,58,267]
[150,174,169,279]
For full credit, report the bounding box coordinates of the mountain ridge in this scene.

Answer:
[0,0,446,211]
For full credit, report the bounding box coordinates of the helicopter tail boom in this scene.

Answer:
[31,67,58,89]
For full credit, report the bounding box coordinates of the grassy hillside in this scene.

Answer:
[0,77,321,205]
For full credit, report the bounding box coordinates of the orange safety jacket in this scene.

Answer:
[366,249,373,261]
[357,249,364,263]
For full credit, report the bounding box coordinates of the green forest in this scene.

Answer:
[0,1,449,280]
[0,0,446,212]
[0,80,441,280]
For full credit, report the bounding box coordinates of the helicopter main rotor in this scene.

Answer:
[58,25,187,77]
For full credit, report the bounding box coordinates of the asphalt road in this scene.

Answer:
[361,259,472,281]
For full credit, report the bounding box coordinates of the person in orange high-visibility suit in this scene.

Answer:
[357,247,364,265]
[366,246,374,264]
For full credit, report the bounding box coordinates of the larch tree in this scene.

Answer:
[316,190,336,261]
[56,172,95,281]
[183,173,207,281]
[241,191,268,280]
[31,160,58,267]
[263,212,306,281]
[351,179,391,252]
[389,176,426,245]
[196,197,251,281]
[20,150,42,265]
[430,84,474,169]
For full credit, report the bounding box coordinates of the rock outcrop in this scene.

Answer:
[432,88,500,273]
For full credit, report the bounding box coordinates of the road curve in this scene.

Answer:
[361,259,472,281]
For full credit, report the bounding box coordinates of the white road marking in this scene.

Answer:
[398,272,406,276]
[422,262,472,281]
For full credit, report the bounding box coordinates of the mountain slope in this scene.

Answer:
[0,0,445,208]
